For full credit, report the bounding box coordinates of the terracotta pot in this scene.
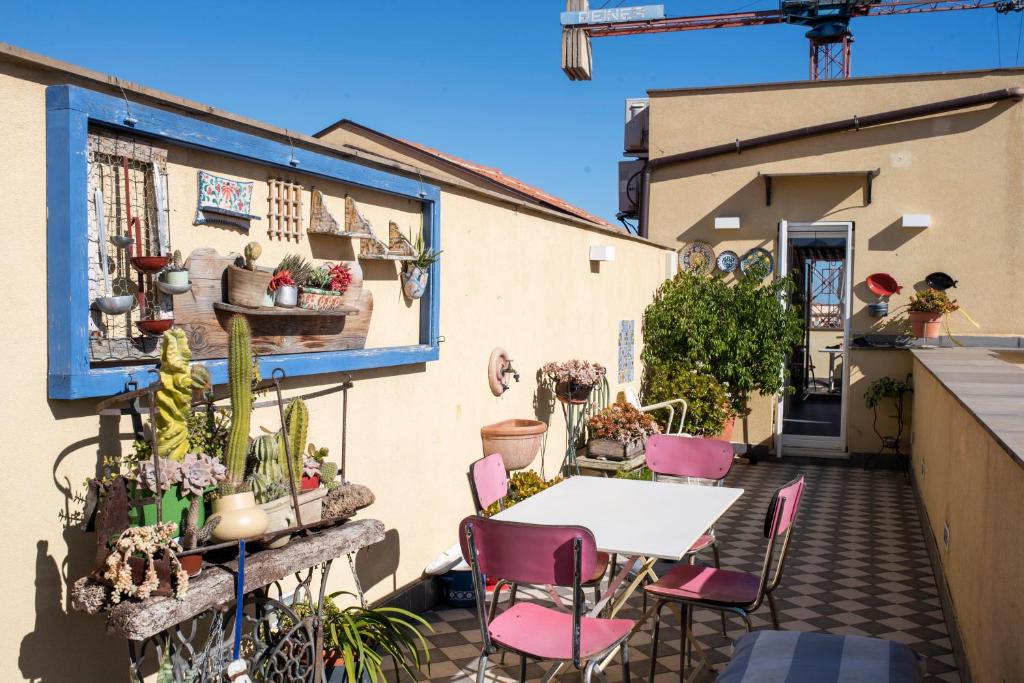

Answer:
[301,473,321,491]
[715,416,736,442]
[909,310,942,339]
[178,554,203,577]
[480,419,547,470]
[554,381,593,404]
[258,496,295,549]
[227,265,273,308]
[210,491,268,541]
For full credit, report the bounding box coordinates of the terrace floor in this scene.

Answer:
[397,460,960,682]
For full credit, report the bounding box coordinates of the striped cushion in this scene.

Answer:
[717,630,922,683]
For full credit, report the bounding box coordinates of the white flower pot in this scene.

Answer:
[275,284,298,308]
[163,270,189,287]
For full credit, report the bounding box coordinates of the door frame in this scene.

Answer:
[775,221,854,456]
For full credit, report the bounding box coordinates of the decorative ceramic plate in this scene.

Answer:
[740,247,773,277]
[678,241,716,274]
[716,250,740,273]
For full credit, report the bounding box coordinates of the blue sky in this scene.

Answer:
[4,2,1021,222]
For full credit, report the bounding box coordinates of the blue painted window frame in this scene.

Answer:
[46,85,441,400]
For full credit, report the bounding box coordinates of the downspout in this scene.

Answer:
[639,87,1024,238]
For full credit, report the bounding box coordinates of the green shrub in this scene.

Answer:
[641,269,803,414]
[482,470,562,516]
[643,361,732,436]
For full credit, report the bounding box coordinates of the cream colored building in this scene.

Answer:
[0,44,671,680]
[640,68,1024,457]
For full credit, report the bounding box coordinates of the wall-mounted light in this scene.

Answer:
[902,214,931,228]
[714,216,741,230]
[589,245,616,261]
[664,250,678,279]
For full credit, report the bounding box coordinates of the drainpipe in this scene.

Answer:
[638,87,1024,238]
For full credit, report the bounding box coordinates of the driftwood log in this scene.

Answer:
[71,518,384,641]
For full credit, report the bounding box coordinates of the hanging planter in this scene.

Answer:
[866,273,901,318]
[542,360,607,404]
[400,227,441,301]
[136,318,174,336]
[401,265,429,300]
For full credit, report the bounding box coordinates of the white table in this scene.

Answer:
[493,476,743,679]
[818,347,844,392]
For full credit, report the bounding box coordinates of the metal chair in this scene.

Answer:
[644,476,806,681]
[623,388,688,435]
[460,516,636,683]
[468,453,611,622]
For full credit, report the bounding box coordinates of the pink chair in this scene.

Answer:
[469,454,611,617]
[644,476,806,681]
[460,516,636,683]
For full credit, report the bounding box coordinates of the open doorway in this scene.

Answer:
[776,222,853,455]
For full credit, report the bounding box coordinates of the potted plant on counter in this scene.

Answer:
[542,359,607,404]
[908,288,958,339]
[401,230,442,300]
[299,262,353,312]
[271,254,311,308]
[227,242,273,308]
[587,401,660,460]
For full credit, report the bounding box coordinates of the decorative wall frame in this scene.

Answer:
[47,85,441,399]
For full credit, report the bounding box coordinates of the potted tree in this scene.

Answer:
[641,266,803,437]
[542,360,607,403]
[227,242,273,308]
[587,401,660,460]
[401,230,442,300]
[908,288,958,339]
[643,361,736,438]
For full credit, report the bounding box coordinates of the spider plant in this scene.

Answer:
[406,229,442,271]
[296,591,432,682]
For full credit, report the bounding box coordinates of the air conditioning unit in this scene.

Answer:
[618,159,645,217]
[624,98,649,157]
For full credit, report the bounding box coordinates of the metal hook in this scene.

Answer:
[117,81,139,127]
[286,131,299,167]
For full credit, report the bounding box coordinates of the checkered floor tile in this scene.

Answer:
[394,460,960,682]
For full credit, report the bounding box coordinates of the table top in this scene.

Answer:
[818,347,845,355]
[493,476,743,560]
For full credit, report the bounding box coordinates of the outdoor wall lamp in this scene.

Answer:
[714,216,741,230]
[902,214,931,228]
[590,245,616,261]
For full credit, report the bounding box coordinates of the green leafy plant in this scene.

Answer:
[275,253,313,284]
[406,229,442,271]
[643,361,734,436]
[641,270,803,415]
[908,288,958,315]
[615,466,653,481]
[289,592,432,683]
[587,401,660,445]
[864,376,913,409]
[483,470,563,516]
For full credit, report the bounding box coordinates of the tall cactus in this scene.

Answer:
[282,399,308,487]
[224,315,253,490]
[155,329,193,461]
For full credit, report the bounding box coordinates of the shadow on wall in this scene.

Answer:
[354,528,401,596]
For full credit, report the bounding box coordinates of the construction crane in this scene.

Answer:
[561,0,1024,81]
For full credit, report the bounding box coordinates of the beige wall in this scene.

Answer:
[910,360,1024,682]
[646,70,1024,452]
[0,61,668,680]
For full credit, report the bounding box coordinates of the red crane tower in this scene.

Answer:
[561,1,1024,81]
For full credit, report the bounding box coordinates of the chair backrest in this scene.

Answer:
[645,434,733,481]
[459,515,597,587]
[469,453,508,512]
[756,475,806,599]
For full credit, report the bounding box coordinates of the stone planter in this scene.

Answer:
[259,496,296,549]
[296,487,327,525]
[227,265,273,308]
[909,310,942,339]
[480,419,548,470]
[589,437,644,461]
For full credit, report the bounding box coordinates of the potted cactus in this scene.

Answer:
[210,315,269,541]
[157,250,191,295]
[401,230,442,300]
[271,254,311,308]
[227,242,273,308]
[299,262,353,312]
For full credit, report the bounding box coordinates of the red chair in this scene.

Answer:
[468,454,611,618]
[460,516,636,683]
[645,476,806,681]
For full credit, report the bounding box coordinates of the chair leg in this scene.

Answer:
[621,641,630,683]
[519,655,527,683]
[594,584,602,607]
[499,584,519,665]
[648,601,666,683]
[711,543,727,638]
[739,609,753,633]
[476,652,490,683]
[767,590,780,630]
[682,604,693,671]
[584,658,600,683]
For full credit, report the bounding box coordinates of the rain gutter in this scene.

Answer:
[639,87,1024,237]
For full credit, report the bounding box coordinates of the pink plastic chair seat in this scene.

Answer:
[488,602,634,660]
[687,534,716,554]
[645,563,760,607]
[588,552,610,583]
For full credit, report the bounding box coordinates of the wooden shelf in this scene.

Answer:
[214,302,358,317]
[307,230,375,239]
[358,253,415,262]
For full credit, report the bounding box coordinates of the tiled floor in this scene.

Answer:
[401,460,960,682]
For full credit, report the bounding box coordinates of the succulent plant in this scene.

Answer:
[320,461,338,489]
[155,330,194,461]
[166,249,187,272]
[243,242,262,271]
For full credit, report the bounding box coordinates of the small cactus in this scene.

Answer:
[190,364,211,393]
[243,242,262,271]
[320,462,338,489]
[224,315,253,491]
[282,399,308,487]
[155,330,193,461]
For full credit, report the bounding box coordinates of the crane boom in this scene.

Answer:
[562,0,1024,80]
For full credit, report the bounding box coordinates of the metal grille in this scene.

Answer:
[88,131,170,365]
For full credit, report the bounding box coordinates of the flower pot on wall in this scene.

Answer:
[401,266,428,300]
[227,265,273,308]
[909,311,942,339]
[210,491,268,542]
